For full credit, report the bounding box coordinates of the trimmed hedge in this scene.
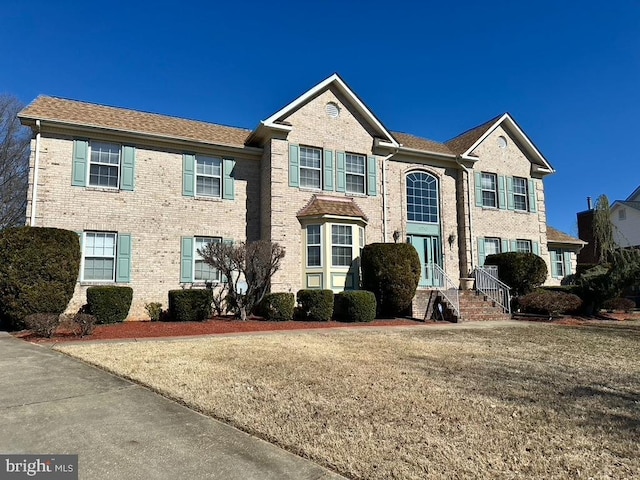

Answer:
[168,289,213,322]
[87,286,133,324]
[603,297,636,312]
[518,289,583,316]
[0,227,81,330]
[259,293,295,321]
[333,291,376,323]
[484,252,548,296]
[361,243,420,317]
[296,289,334,321]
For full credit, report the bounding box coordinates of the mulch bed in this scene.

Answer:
[14,317,425,343]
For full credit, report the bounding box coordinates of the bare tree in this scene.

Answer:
[0,95,30,229]
[199,240,285,321]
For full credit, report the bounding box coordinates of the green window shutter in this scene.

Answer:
[528,179,537,213]
[477,237,485,266]
[120,146,136,191]
[183,154,195,197]
[510,240,517,252]
[289,144,299,187]
[501,239,510,253]
[474,172,483,207]
[336,151,346,192]
[180,236,194,283]
[223,158,235,200]
[72,139,88,187]
[506,177,515,210]
[367,156,377,196]
[323,150,334,191]
[563,251,572,277]
[498,175,507,209]
[116,234,132,283]
[533,241,540,256]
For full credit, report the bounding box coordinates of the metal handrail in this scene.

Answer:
[474,267,511,314]
[431,263,461,320]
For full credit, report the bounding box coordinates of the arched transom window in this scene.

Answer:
[406,172,439,223]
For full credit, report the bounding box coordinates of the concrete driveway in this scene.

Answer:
[0,333,344,479]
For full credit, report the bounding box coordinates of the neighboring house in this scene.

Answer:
[611,186,640,248]
[546,226,586,285]
[19,74,562,319]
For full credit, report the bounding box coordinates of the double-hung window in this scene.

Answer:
[513,177,528,211]
[332,225,353,267]
[299,147,322,189]
[516,239,532,253]
[306,225,322,267]
[345,154,366,194]
[83,232,117,281]
[551,250,565,278]
[196,156,222,197]
[89,142,121,188]
[194,237,221,282]
[481,173,497,208]
[484,237,501,257]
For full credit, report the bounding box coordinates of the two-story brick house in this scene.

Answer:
[18,74,566,319]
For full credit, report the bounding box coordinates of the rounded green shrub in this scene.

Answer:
[333,291,376,323]
[259,292,295,321]
[0,227,81,330]
[603,297,636,312]
[87,286,133,324]
[484,252,548,296]
[361,243,420,317]
[296,289,334,321]
[518,289,583,316]
[168,289,213,322]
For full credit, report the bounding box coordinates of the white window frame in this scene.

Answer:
[484,237,501,257]
[551,249,565,278]
[195,155,222,198]
[513,176,529,212]
[345,153,366,194]
[194,236,221,282]
[619,209,626,221]
[82,231,117,282]
[331,225,353,267]
[88,141,121,189]
[299,146,322,190]
[516,239,532,253]
[481,172,497,208]
[306,225,322,267]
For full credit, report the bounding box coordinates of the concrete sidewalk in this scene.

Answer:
[0,333,344,479]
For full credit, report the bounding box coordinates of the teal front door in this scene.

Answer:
[407,235,442,287]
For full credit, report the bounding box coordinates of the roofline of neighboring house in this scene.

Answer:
[19,117,264,158]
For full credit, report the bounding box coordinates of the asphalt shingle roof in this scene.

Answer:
[392,132,453,156]
[445,115,502,155]
[297,195,368,221]
[546,226,586,245]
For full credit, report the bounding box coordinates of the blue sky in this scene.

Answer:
[3,0,639,235]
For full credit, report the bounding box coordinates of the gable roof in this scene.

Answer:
[391,132,454,156]
[546,226,586,246]
[446,113,554,173]
[297,195,368,221]
[625,185,640,202]
[256,74,398,146]
[611,200,640,212]
[18,96,252,148]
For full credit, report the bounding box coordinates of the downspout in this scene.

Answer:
[455,157,474,271]
[29,120,41,226]
[381,147,399,242]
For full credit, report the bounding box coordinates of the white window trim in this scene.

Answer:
[345,153,366,195]
[484,237,501,256]
[516,239,532,253]
[513,176,529,212]
[88,141,121,190]
[306,224,322,268]
[551,249,565,278]
[331,224,353,267]
[406,171,439,224]
[81,231,117,283]
[194,236,221,282]
[481,172,497,208]
[299,146,322,190]
[195,155,222,198]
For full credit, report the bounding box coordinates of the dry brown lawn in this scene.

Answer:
[56,321,640,480]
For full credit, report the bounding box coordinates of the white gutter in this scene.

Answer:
[455,157,475,271]
[381,148,399,242]
[29,120,41,226]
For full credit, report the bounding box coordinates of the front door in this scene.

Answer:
[407,235,442,287]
